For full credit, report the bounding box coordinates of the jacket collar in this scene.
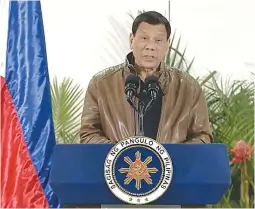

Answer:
[123,51,170,95]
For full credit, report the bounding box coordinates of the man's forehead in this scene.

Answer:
[136,23,167,34]
[139,30,166,35]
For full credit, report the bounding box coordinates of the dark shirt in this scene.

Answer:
[138,80,162,140]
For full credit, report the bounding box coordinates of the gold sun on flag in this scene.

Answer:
[118,151,158,190]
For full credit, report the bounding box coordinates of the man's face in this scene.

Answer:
[130,22,169,70]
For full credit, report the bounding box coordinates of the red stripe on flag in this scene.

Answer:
[1,76,49,208]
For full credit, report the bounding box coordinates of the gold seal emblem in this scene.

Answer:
[119,151,158,190]
[104,136,173,205]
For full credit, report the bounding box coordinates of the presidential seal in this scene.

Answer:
[104,136,173,205]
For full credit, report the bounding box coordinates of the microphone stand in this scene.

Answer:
[125,85,160,137]
[137,101,145,136]
[137,86,160,136]
[130,94,158,137]
[144,98,155,113]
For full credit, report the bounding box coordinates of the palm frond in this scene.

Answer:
[50,76,84,144]
[204,77,254,146]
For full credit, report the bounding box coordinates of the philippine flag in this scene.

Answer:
[1,0,61,208]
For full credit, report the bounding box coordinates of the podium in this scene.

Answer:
[49,143,231,206]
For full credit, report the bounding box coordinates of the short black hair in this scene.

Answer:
[132,11,171,39]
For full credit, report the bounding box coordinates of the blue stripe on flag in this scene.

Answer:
[5,1,61,207]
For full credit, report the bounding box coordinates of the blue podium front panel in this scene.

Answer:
[49,144,231,205]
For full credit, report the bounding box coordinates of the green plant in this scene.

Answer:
[50,76,84,144]
[211,140,254,208]
[204,78,254,207]
[231,141,253,208]
[206,79,254,145]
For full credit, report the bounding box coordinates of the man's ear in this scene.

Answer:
[129,33,134,50]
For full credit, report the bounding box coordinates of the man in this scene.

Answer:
[80,11,213,144]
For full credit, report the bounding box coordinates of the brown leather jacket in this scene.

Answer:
[80,53,213,144]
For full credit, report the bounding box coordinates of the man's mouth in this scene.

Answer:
[144,55,155,59]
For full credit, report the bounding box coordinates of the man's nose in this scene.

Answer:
[145,46,155,51]
[145,39,156,51]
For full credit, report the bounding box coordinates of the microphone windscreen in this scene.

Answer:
[144,75,158,86]
[125,75,140,87]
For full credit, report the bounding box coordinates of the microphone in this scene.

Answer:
[124,75,140,111]
[144,75,160,113]
[145,75,160,99]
